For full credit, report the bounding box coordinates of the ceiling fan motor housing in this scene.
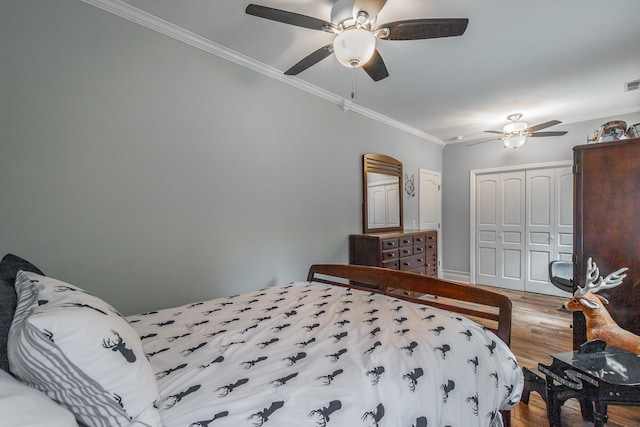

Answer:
[503,121,528,136]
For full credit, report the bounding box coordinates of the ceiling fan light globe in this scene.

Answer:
[334,28,376,68]
[504,135,526,149]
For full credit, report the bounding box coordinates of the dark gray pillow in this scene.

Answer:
[0,280,16,372]
[0,253,45,286]
[0,254,45,372]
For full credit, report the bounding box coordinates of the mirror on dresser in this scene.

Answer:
[362,153,403,234]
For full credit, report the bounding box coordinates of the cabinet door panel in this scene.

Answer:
[573,139,640,348]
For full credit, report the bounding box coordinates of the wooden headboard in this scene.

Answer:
[307,264,513,347]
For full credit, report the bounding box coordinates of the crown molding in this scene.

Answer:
[81,0,443,145]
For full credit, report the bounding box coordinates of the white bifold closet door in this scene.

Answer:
[475,167,572,295]
[476,172,526,290]
[525,167,573,295]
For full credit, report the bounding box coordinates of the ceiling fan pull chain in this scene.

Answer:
[351,68,358,100]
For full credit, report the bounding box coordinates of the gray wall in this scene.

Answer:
[0,0,442,314]
[442,111,640,278]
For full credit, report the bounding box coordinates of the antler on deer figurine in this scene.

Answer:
[574,257,628,304]
[563,257,640,353]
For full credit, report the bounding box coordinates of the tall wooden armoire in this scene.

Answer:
[573,137,640,349]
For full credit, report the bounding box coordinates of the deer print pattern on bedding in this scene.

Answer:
[8,271,161,427]
[130,282,523,427]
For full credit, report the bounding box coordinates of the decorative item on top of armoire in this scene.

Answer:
[573,137,640,349]
[562,257,640,354]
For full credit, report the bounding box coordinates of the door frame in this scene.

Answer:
[469,160,572,284]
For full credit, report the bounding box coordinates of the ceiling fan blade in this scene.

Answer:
[484,130,505,134]
[376,18,469,41]
[529,131,568,137]
[246,4,333,31]
[526,120,561,133]
[354,0,388,19]
[362,49,389,81]
[284,44,334,76]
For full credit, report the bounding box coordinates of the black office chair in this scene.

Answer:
[548,260,573,294]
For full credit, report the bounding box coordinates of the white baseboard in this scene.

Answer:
[441,270,471,284]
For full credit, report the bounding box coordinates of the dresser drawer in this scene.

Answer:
[399,254,426,271]
[413,235,427,245]
[399,246,414,257]
[382,249,399,262]
[382,238,399,249]
[413,244,426,254]
[399,236,414,247]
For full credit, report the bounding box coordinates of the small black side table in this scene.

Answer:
[539,346,640,427]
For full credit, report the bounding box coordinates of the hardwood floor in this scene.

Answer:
[478,286,640,427]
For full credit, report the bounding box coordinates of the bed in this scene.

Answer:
[1,254,523,427]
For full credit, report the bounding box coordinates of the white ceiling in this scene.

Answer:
[88,0,640,145]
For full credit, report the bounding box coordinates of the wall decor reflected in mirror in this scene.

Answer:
[362,153,403,233]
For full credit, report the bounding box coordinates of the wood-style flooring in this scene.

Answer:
[479,286,640,427]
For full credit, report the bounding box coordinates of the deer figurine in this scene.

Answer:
[563,257,640,354]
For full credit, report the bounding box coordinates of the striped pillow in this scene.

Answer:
[8,271,161,427]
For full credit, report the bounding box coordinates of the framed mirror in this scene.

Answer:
[362,153,403,233]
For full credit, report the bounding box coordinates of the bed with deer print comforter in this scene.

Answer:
[128,281,523,427]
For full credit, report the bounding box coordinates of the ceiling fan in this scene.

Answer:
[245,0,469,81]
[478,113,568,149]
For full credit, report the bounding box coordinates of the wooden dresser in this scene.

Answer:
[349,230,438,276]
[573,137,640,349]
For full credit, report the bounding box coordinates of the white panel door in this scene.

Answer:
[368,182,400,228]
[524,167,574,295]
[553,167,574,296]
[419,169,440,230]
[385,185,400,227]
[476,174,500,286]
[499,172,526,291]
[476,172,525,290]
[525,169,555,294]
[368,185,387,228]
[419,169,441,276]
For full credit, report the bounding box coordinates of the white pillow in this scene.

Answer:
[0,369,79,427]
[8,271,162,427]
